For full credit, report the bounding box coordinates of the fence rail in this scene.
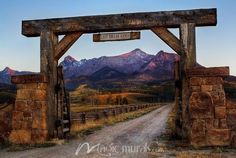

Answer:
[0,103,12,110]
[71,103,162,124]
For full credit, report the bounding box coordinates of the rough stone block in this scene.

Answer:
[205,119,214,129]
[11,74,48,84]
[16,89,31,100]
[21,121,32,130]
[206,129,230,146]
[191,86,201,92]
[31,130,48,143]
[37,83,47,90]
[9,130,31,144]
[12,111,23,120]
[31,90,47,101]
[41,118,47,130]
[23,111,32,117]
[16,83,38,90]
[201,85,213,92]
[32,119,40,129]
[226,109,236,127]
[28,101,47,111]
[12,120,22,130]
[213,119,220,128]
[219,119,228,129]
[190,119,206,147]
[211,91,226,106]
[202,77,224,85]
[190,77,202,86]
[15,100,31,112]
[187,67,229,78]
[189,92,213,119]
[212,85,223,91]
[215,106,226,119]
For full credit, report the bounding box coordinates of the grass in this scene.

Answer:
[70,105,161,138]
[70,85,160,105]
[70,104,122,113]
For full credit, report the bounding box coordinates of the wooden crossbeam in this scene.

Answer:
[54,32,83,60]
[22,8,217,37]
[151,27,181,55]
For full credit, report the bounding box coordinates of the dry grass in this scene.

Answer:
[71,105,161,137]
[96,92,154,104]
[70,104,121,113]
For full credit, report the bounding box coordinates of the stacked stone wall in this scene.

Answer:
[9,74,48,144]
[187,67,236,147]
[0,104,13,143]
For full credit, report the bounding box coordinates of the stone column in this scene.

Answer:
[187,67,231,147]
[9,74,48,144]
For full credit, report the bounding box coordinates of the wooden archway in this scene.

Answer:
[22,8,217,137]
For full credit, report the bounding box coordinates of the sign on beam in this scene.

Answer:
[93,32,140,42]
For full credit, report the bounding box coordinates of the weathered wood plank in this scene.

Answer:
[187,67,229,77]
[40,30,58,138]
[174,60,182,137]
[22,8,217,37]
[93,31,140,42]
[179,23,196,138]
[180,23,196,67]
[55,32,82,60]
[151,27,181,54]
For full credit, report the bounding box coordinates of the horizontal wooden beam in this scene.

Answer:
[54,32,82,60]
[151,27,181,55]
[187,67,230,77]
[22,8,217,37]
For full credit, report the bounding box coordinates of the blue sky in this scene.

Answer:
[0,0,236,75]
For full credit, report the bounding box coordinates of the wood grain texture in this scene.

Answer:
[55,32,83,60]
[93,31,140,42]
[40,30,58,138]
[22,8,217,37]
[179,23,196,138]
[151,27,181,54]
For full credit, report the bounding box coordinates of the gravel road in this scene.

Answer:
[0,104,172,158]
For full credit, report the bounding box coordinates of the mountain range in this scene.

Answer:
[0,67,32,84]
[0,48,187,90]
[60,49,179,90]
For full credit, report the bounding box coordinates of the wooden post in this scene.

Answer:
[81,113,86,124]
[174,61,183,137]
[179,23,196,138]
[40,30,58,138]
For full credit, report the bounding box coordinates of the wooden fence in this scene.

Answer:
[71,103,161,124]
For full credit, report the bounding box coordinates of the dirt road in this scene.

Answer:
[0,104,172,158]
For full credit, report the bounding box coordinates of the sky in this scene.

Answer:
[0,0,236,75]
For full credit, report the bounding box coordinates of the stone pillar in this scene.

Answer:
[9,74,48,144]
[226,99,236,147]
[187,67,230,147]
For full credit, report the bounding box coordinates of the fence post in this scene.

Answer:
[95,113,100,120]
[103,111,108,118]
[81,113,86,124]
